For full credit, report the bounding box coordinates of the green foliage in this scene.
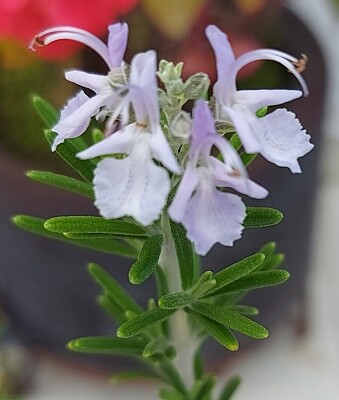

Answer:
[45,130,96,183]
[191,301,268,340]
[169,220,195,290]
[27,170,94,199]
[159,292,193,309]
[88,263,143,315]
[33,96,59,128]
[12,215,137,257]
[129,235,163,284]
[204,253,265,298]
[142,336,175,359]
[67,336,145,356]
[117,307,175,338]
[218,376,241,400]
[244,207,283,228]
[44,216,148,237]
[189,310,239,351]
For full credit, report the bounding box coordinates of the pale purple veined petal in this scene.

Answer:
[168,163,199,222]
[107,22,129,69]
[130,51,159,129]
[65,70,110,93]
[179,168,246,255]
[53,92,110,135]
[223,105,262,154]
[77,124,137,159]
[235,89,302,113]
[190,100,215,159]
[93,136,170,226]
[52,92,109,151]
[205,25,235,103]
[29,26,114,69]
[255,109,314,173]
[209,157,268,199]
[150,126,181,174]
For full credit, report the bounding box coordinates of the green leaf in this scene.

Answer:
[259,253,285,271]
[160,360,188,395]
[159,388,185,400]
[244,207,283,228]
[27,170,94,199]
[204,253,265,298]
[229,134,242,151]
[88,263,143,315]
[170,220,195,290]
[190,271,216,297]
[12,215,137,258]
[117,307,175,338]
[227,305,259,316]
[67,336,145,356]
[33,96,59,128]
[158,292,192,309]
[218,376,241,400]
[189,310,239,351]
[111,370,162,384]
[256,106,268,118]
[190,376,215,400]
[142,336,168,357]
[97,293,126,324]
[219,270,290,294]
[192,302,269,339]
[241,152,257,167]
[44,216,147,237]
[193,350,203,380]
[258,242,276,259]
[129,235,163,284]
[45,130,96,183]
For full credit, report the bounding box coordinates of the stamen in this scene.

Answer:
[136,122,148,129]
[292,54,308,73]
[29,35,45,51]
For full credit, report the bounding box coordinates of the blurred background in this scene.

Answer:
[0,0,338,398]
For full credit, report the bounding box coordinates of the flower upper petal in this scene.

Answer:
[107,22,128,68]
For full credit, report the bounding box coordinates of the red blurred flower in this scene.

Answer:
[0,0,138,59]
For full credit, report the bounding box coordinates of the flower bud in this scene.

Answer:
[170,111,192,140]
[157,60,184,84]
[184,72,210,100]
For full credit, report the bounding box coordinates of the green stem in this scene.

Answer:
[159,213,196,390]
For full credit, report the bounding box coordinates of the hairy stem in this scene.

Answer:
[159,213,196,390]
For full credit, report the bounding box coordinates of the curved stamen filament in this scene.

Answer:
[29,26,113,70]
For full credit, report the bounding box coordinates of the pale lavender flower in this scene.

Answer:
[168,100,268,256]
[78,51,181,226]
[206,25,313,173]
[30,23,129,150]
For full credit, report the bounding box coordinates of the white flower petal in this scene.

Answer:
[77,124,136,159]
[65,70,110,93]
[257,109,314,173]
[236,89,302,113]
[168,163,199,222]
[224,105,261,154]
[52,93,109,143]
[150,126,181,174]
[93,138,170,226]
[181,173,246,255]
